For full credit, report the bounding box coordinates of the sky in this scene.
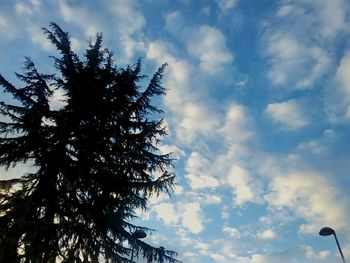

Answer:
[1,0,350,262]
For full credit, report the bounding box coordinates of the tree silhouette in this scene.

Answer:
[0,23,178,263]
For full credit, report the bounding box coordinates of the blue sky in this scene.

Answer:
[1,0,350,262]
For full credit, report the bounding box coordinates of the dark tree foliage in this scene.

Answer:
[0,23,178,263]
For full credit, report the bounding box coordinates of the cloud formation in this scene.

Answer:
[187,25,233,74]
[265,99,309,131]
[265,170,349,234]
[1,1,350,263]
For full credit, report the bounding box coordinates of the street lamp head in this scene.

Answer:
[132,230,147,239]
[130,230,147,262]
[319,227,335,236]
[319,227,346,263]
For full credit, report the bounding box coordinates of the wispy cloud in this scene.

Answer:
[326,50,350,123]
[216,0,238,12]
[261,0,342,90]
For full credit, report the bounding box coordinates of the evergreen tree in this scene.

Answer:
[0,23,178,263]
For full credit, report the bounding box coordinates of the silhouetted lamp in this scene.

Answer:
[130,230,147,262]
[132,229,147,239]
[319,227,346,263]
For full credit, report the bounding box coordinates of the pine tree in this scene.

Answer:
[0,23,178,263]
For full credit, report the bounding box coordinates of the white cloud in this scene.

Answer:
[70,37,83,52]
[15,3,32,15]
[202,195,222,205]
[314,0,347,38]
[265,170,349,234]
[264,33,303,86]
[147,43,191,110]
[165,11,185,34]
[158,143,185,160]
[186,173,220,190]
[248,249,310,263]
[181,202,204,234]
[147,41,221,142]
[49,88,67,110]
[217,0,238,11]
[343,244,350,260]
[298,129,337,155]
[295,47,330,88]
[149,191,171,205]
[146,41,176,64]
[153,203,179,225]
[108,0,146,60]
[152,200,205,234]
[210,253,225,261]
[267,34,301,60]
[257,229,276,240]
[277,4,294,17]
[185,152,220,190]
[264,33,330,89]
[327,50,350,122]
[147,233,169,247]
[58,0,101,38]
[221,206,230,221]
[59,0,145,61]
[174,185,184,195]
[335,51,350,95]
[109,0,145,36]
[301,245,330,260]
[265,99,309,130]
[26,24,56,51]
[262,1,336,89]
[187,25,233,74]
[223,226,241,238]
[179,102,220,141]
[194,241,210,256]
[15,0,41,15]
[219,104,254,143]
[226,165,258,205]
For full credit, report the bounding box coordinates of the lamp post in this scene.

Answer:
[130,230,147,263]
[319,227,346,263]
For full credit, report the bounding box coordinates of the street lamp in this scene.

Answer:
[130,230,147,263]
[319,227,346,263]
